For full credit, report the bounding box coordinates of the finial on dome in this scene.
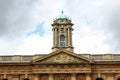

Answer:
[56,11,69,19]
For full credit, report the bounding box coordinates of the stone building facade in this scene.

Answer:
[0,12,120,80]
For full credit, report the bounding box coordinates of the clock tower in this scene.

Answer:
[52,11,74,52]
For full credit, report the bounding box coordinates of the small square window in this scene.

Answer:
[60,19,64,22]
[61,28,64,32]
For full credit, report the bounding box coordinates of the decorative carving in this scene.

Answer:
[39,74,48,80]
[40,53,85,63]
[54,74,71,80]
[77,74,85,80]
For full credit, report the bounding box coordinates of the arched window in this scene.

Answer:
[117,78,120,80]
[96,78,103,80]
[60,35,65,47]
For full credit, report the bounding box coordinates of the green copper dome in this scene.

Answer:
[56,11,69,19]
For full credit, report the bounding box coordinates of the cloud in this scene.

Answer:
[0,0,41,54]
[104,2,120,52]
[27,22,45,37]
[0,0,120,55]
[65,0,120,53]
[15,34,52,55]
[0,0,34,38]
[0,0,65,54]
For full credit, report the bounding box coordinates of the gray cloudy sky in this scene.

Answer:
[0,0,120,55]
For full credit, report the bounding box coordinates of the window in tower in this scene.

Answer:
[60,35,65,47]
[60,19,64,22]
[61,28,64,32]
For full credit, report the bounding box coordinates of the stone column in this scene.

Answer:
[25,74,28,79]
[49,74,53,80]
[107,73,114,80]
[34,74,39,80]
[68,27,70,46]
[98,73,101,78]
[3,74,7,79]
[86,74,91,80]
[53,28,55,47]
[65,28,68,46]
[70,28,72,46]
[55,28,57,47]
[71,74,76,80]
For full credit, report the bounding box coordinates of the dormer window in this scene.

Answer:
[60,19,64,22]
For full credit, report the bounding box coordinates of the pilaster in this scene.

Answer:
[86,74,91,80]
[49,74,53,80]
[3,74,7,79]
[68,28,70,46]
[98,73,101,78]
[65,28,68,46]
[55,28,57,46]
[70,28,72,46]
[34,74,39,80]
[53,28,55,46]
[25,73,28,79]
[107,73,114,80]
[71,74,76,80]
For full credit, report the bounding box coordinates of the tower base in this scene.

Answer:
[52,47,74,52]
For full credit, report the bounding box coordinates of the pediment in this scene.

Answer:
[32,50,93,64]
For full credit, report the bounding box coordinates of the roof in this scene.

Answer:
[1,53,120,63]
[56,11,69,19]
[31,49,92,64]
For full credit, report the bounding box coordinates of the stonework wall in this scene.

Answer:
[0,64,119,80]
[0,54,120,80]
